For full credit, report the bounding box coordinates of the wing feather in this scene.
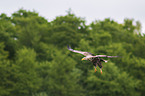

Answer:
[67,45,93,56]
[89,55,119,58]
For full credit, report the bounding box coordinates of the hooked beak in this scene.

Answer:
[81,58,85,60]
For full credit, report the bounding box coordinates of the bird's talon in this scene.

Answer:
[94,68,97,72]
[100,69,102,74]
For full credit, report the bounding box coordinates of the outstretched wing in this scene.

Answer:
[90,55,119,58]
[67,45,93,56]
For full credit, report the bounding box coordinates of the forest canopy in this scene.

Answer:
[0,9,145,96]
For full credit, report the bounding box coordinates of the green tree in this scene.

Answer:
[0,13,17,59]
[13,47,41,96]
[0,9,145,96]
[0,43,16,96]
[123,18,136,33]
[44,13,87,48]
[0,42,9,60]
[86,62,140,96]
[12,9,48,48]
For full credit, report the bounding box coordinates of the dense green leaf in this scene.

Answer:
[0,9,144,96]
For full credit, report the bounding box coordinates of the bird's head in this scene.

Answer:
[81,57,88,61]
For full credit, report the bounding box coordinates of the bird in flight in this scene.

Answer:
[67,45,119,74]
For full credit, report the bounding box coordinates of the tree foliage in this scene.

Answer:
[0,9,145,96]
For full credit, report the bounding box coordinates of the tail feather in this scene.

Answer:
[104,60,108,63]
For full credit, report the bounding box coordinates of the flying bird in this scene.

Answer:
[67,45,119,74]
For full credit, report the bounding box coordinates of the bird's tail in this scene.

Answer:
[104,60,108,63]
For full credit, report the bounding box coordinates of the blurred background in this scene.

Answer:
[0,0,145,96]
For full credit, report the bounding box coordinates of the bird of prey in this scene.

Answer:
[67,45,119,74]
